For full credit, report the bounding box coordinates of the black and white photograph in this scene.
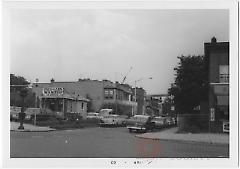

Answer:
[1,0,238,168]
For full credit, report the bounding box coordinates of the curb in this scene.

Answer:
[135,135,229,146]
[10,129,56,132]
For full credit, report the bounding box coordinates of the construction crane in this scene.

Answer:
[121,66,133,84]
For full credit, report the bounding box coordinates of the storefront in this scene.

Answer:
[39,87,89,119]
[209,83,229,132]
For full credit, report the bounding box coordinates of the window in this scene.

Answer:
[104,89,113,99]
[219,65,229,83]
[108,90,113,99]
[104,90,109,95]
[82,102,84,110]
[70,102,72,111]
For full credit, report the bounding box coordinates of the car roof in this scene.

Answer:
[133,115,150,118]
[100,109,113,111]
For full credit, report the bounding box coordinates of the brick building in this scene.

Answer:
[205,37,229,132]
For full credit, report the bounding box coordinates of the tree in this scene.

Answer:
[10,74,35,107]
[162,97,172,115]
[86,94,94,112]
[168,55,208,114]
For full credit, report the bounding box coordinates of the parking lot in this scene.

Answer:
[11,126,229,158]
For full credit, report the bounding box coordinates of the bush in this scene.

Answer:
[177,114,208,133]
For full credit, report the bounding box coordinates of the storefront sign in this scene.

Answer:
[210,108,215,121]
[223,121,229,132]
[43,87,64,96]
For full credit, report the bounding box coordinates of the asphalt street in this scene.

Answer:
[10,127,229,158]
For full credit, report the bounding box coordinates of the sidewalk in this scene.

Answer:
[11,122,56,132]
[136,127,229,145]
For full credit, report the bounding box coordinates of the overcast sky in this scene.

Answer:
[10,9,229,94]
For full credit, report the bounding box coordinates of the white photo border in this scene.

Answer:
[1,0,238,168]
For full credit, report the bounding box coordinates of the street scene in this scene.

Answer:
[9,9,229,158]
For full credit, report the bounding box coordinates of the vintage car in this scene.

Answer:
[151,116,167,129]
[99,114,127,127]
[165,116,176,126]
[126,115,155,132]
[98,109,113,119]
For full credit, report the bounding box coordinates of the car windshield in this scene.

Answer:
[104,115,118,118]
[99,109,112,115]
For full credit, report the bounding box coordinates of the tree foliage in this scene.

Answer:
[86,94,94,112]
[10,74,35,107]
[168,55,208,114]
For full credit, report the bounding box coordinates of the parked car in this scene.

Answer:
[151,116,167,129]
[126,115,155,133]
[98,109,113,119]
[99,114,126,127]
[86,112,99,120]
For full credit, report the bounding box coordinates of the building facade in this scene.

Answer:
[205,37,229,132]
[134,87,146,115]
[145,94,173,117]
[37,87,89,119]
[32,79,137,116]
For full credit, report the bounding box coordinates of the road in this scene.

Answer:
[11,127,229,158]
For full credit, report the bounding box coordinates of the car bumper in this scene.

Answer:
[127,126,146,130]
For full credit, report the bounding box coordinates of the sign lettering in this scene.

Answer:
[43,87,64,96]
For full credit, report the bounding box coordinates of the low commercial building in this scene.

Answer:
[40,87,89,119]
[205,37,229,132]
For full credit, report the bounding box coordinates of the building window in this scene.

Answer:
[104,89,113,99]
[82,102,84,110]
[219,65,229,83]
[105,90,109,95]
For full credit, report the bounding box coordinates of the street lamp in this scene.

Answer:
[134,77,153,115]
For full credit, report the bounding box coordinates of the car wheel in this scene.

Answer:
[129,129,132,133]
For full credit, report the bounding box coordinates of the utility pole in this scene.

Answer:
[121,66,133,84]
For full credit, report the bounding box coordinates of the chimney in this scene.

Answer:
[211,37,217,43]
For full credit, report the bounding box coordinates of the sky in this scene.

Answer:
[10,9,229,94]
